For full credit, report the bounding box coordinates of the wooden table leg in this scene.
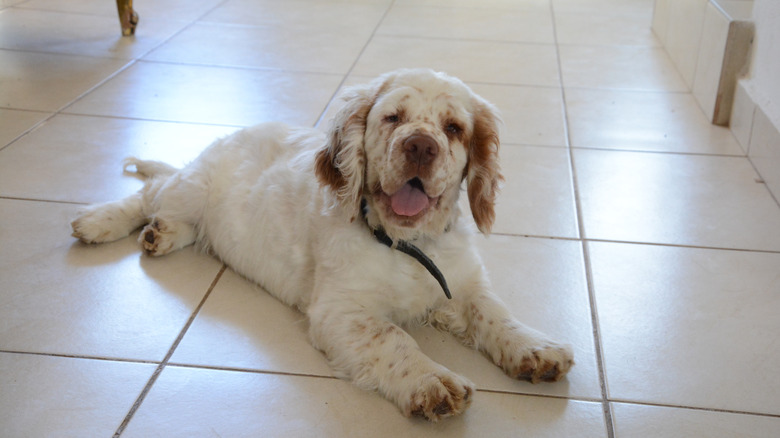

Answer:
[116,0,139,36]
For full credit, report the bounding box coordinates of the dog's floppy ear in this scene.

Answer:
[314,83,378,220]
[316,74,395,219]
[466,98,503,235]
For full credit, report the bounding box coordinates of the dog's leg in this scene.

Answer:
[71,193,146,244]
[308,307,474,421]
[72,158,181,245]
[138,217,196,256]
[431,285,574,384]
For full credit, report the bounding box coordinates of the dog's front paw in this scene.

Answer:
[404,373,474,422]
[501,342,574,384]
[71,210,126,244]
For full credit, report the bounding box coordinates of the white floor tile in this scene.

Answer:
[612,402,780,438]
[0,108,49,149]
[553,0,654,17]
[0,8,188,59]
[169,269,333,376]
[378,4,555,43]
[574,149,780,251]
[555,12,659,46]
[0,0,27,7]
[469,83,567,146]
[352,36,560,86]
[412,235,601,399]
[559,45,687,92]
[0,199,223,361]
[66,61,342,126]
[145,23,370,74]
[172,235,600,398]
[0,114,236,203]
[394,0,550,10]
[201,0,390,33]
[565,88,743,154]
[122,366,607,437]
[591,242,780,414]
[491,145,579,238]
[0,49,127,111]
[0,353,154,437]
[18,0,225,22]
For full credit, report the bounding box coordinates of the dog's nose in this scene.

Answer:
[403,135,439,167]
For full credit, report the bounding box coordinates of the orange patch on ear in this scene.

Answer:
[467,100,503,235]
[314,134,348,193]
[313,75,393,214]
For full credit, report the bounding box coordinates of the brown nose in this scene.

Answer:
[403,135,439,167]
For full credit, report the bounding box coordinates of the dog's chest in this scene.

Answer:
[313,231,462,323]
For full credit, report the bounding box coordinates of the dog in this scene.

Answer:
[71,69,573,421]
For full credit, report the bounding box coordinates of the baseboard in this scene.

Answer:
[652,0,754,126]
[731,80,780,203]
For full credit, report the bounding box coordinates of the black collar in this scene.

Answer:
[361,199,452,299]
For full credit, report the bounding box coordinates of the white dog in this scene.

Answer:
[71,69,573,421]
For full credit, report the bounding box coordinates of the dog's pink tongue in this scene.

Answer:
[390,182,429,216]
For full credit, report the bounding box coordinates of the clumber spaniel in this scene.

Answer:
[71,69,573,421]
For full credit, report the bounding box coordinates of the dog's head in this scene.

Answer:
[315,69,502,241]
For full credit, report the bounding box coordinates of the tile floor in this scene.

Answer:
[1,0,779,436]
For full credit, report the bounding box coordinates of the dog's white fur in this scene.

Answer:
[71,69,573,421]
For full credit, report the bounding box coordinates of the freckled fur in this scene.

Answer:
[70,69,573,422]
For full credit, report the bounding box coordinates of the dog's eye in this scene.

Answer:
[445,122,463,136]
[384,114,400,124]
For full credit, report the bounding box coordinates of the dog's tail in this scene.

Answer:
[123,157,178,179]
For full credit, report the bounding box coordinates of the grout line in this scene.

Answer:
[163,362,608,408]
[568,145,747,159]
[0,53,137,153]
[549,1,615,436]
[1,195,778,256]
[579,239,615,437]
[0,0,234,154]
[0,196,88,205]
[0,349,159,366]
[582,237,780,255]
[126,57,348,77]
[112,264,227,438]
[476,388,603,405]
[56,0,233,115]
[561,84,694,95]
[166,362,338,377]
[163,362,608,406]
[0,109,52,154]
[366,32,558,47]
[52,111,246,129]
[328,71,567,91]
[0,56,135,153]
[312,0,396,128]
[48,58,137,116]
[610,398,780,420]
[490,232,780,255]
[0,45,138,61]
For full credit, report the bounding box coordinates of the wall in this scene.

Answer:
[733,0,780,203]
[747,0,780,126]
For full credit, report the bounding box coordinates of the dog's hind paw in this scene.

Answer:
[72,208,131,244]
[139,218,196,256]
